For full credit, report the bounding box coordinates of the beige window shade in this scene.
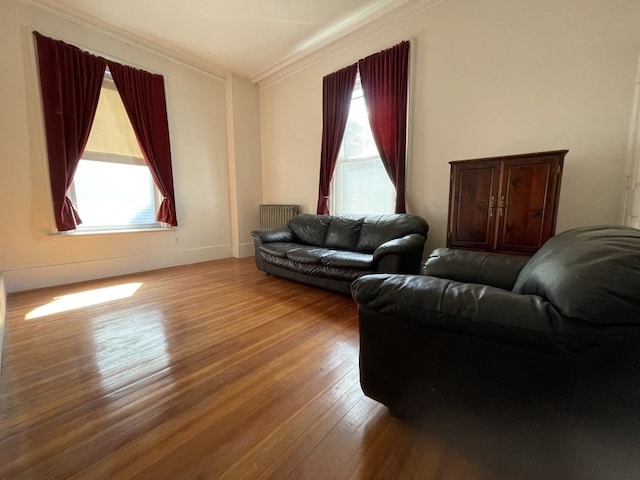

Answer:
[84,78,144,163]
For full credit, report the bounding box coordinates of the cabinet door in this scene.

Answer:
[448,161,500,250]
[495,156,562,254]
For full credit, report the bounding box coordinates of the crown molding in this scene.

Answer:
[18,0,229,81]
[254,0,447,88]
[18,0,447,87]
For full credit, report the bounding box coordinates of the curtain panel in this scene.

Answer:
[33,32,178,230]
[33,32,107,231]
[108,62,178,226]
[358,41,410,214]
[316,63,358,215]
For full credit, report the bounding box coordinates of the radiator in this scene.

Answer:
[259,204,300,229]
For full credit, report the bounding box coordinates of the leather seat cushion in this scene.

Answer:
[321,251,374,269]
[262,254,373,281]
[284,246,330,265]
[260,243,373,269]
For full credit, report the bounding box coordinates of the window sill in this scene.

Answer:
[49,227,177,239]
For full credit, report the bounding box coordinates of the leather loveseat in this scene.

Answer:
[351,225,640,416]
[251,213,429,295]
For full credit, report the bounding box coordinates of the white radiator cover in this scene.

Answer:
[259,204,300,229]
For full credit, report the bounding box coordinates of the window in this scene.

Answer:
[330,77,395,215]
[69,72,161,231]
[34,31,178,232]
[317,41,409,216]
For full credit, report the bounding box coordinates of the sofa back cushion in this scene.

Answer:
[512,225,640,325]
[288,214,330,246]
[356,214,429,253]
[325,216,364,251]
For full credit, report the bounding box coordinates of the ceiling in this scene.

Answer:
[27,0,436,84]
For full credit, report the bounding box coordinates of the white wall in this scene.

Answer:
[259,0,640,254]
[3,0,639,293]
[0,0,261,293]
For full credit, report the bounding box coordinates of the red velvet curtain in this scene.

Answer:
[358,41,410,213]
[316,63,358,215]
[108,62,178,226]
[33,32,106,231]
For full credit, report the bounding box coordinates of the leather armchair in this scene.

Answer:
[351,225,640,416]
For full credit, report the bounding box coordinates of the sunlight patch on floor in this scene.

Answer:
[92,308,171,392]
[25,282,143,320]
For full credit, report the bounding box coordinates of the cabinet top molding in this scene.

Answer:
[449,149,569,165]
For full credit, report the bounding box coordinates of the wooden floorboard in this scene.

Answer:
[1,258,638,479]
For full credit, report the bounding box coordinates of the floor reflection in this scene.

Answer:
[92,307,171,392]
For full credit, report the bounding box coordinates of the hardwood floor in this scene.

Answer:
[1,258,638,479]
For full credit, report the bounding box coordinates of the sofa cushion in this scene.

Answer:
[261,255,373,281]
[325,216,364,251]
[321,251,374,269]
[288,214,330,246]
[285,246,330,265]
[512,225,640,325]
[357,214,428,253]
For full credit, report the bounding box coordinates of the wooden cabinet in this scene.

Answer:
[447,150,567,255]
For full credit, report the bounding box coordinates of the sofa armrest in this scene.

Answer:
[251,227,294,244]
[251,227,294,271]
[351,273,583,353]
[422,248,529,291]
[372,233,426,273]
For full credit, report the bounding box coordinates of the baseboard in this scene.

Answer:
[0,274,6,377]
[235,241,255,258]
[4,245,232,293]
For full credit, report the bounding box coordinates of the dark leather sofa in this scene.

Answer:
[251,213,429,295]
[351,225,640,416]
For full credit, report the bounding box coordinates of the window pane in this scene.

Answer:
[342,95,378,159]
[334,158,395,215]
[73,160,157,227]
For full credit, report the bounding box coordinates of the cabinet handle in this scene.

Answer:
[488,196,495,217]
[498,196,506,217]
